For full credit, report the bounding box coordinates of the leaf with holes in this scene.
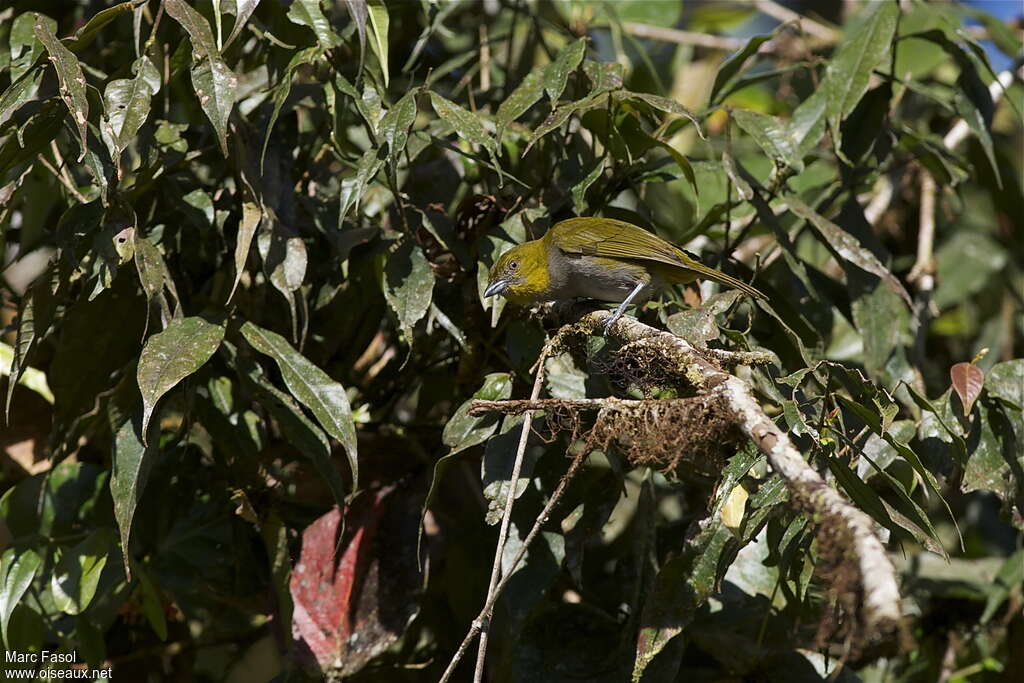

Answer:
[101,56,158,161]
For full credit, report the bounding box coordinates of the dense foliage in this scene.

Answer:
[0,0,1021,681]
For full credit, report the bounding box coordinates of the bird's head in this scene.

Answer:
[483,240,550,304]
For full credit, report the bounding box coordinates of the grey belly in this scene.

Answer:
[563,258,651,302]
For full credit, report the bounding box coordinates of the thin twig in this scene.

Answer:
[622,22,748,51]
[472,344,550,682]
[39,145,87,203]
[439,446,590,683]
[479,24,491,92]
[741,0,841,43]
[907,170,936,288]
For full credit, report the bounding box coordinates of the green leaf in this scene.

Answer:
[442,373,513,451]
[633,520,735,680]
[110,412,156,578]
[240,354,349,510]
[137,316,225,439]
[496,64,546,142]
[786,196,912,307]
[379,90,418,161]
[933,231,1006,309]
[0,67,44,128]
[981,550,1024,624]
[986,360,1023,411]
[240,321,359,490]
[341,0,369,63]
[571,157,605,214]
[190,56,237,157]
[544,38,587,103]
[101,56,157,161]
[582,60,624,96]
[481,414,542,525]
[789,87,828,155]
[525,97,600,152]
[428,92,496,152]
[164,0,219,59]
[51,531,112,615]
[420,373,513,560]
[34,18,90,160]
[11,13,52,82]
[0,548,42,648]
[287,0,340,49]
[66,1,141,51]
[823,1,899,129]
[961,400,1017,499]
[623,91,705,139]
[709,33,773,105]
[4,272,57,419]
[134,565,167,641]
[384,240,434,343]
[732,109,804,172]
[262,46,323,170]
[367,0,390,87]
[339,147,383,222]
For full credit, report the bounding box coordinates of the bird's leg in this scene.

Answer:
[603,281,647,336]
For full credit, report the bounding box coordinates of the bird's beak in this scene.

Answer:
[483,279,507,298]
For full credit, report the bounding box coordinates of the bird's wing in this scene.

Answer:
[548,217,767,299]
[547,217,686,267]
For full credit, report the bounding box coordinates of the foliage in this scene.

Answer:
[0,0,1021,680]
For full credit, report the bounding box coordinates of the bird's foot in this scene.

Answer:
[601,313,623,337]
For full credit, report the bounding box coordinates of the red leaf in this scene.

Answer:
[290,485,422,675]
[949,362,984,415]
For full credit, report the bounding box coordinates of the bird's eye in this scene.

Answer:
[509,261,519,270]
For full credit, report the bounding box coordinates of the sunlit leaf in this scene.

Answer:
[0,548,42,648]
[384,240,434,344]
[544,38,587,103]
[823,1,899,129]
[367,0,390,87]
[241,321,359,490]
[190,56,237,157]
[429,92,496,152]
[137,316,225,438]
[287,0,340,49]
[733,109,803,172]
[787,196,912,306]
[101,56,158,161]
[110,412,156,578]
[51,531,112,615]
[34,18,90,160]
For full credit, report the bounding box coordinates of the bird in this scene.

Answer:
[483,217,766,334]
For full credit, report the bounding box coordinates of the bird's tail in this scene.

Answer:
[676,258,767,300]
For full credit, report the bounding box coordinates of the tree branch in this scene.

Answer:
[622,23,749,51]
[573,310,903,637]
